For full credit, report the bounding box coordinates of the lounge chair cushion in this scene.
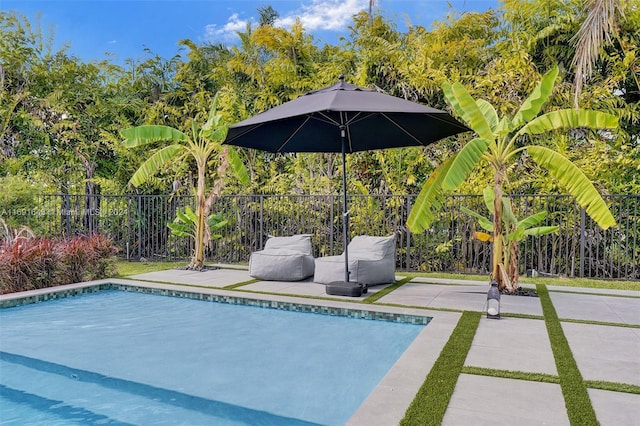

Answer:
[263,234,313,255]
[314,235,396,285]
[249,234,315,281]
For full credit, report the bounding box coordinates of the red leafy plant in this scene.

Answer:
[0,220,118,294]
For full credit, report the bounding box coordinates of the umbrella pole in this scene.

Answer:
[340,126,350,283]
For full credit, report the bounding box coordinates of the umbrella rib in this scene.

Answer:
[276,115,314,152]
[315,111,341,126]
[376,113,421,144]
[380,112,466,145]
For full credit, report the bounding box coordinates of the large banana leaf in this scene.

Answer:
[201,115,228,143]
[207,213,229,240]
[507,226,525,242]
[128,144,185,187]
[517,211,548,229]
[475,99,499,132]
[482,186,494,212]
[227,146,250,185]
[508,224,558,241]
[502,197,518,227]
[507,225,558,241]
[407,155,456,233]
[121,125,189,148]
[527,146,617,229]
[495,116,512,137]
[182,206,198,223]
[442,83,494,140]
[524,226,559,236]
[167,222,194,238]
[191,121,199,143]
[208,213,228,231]
[481,187,517,227]
[442,138,490,190]
[511,65,559,130]
[169,206,226,239]
[516,109,618,137]
[168,207,198,238]
[442,82,472,126]
[202,95,222,131]
[460,206,494,232]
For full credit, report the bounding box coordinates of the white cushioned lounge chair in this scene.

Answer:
[249,234,315,281]
[313,235,396,286]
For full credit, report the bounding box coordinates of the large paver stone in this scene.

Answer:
[550,292,640,325]
[129,268,252,287]
[465,317,556,374]
[443,374,569,426]
[589,388,640,426]
[562,322,640,386]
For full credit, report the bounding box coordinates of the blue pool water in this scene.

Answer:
[0,290,425,425]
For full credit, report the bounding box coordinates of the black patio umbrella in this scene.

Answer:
[224,76,469,286]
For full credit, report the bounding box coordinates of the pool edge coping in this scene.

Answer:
[0,279,433,324]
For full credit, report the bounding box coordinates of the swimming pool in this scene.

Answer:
[0,285,429,425]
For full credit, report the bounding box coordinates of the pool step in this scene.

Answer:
[0,354,317,425]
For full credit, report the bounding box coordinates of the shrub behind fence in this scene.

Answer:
[4,193,638,280]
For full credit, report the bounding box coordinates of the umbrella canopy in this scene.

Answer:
[224,76,470,286]
[224,76,469,153]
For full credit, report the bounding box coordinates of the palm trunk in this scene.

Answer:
[492,171,504,288]
[192,165,206,269]
[203,148,231,239]
[508,237,520,287]
[493,170,518,293]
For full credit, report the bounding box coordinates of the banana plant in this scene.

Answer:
[407,65,618,292]
[461,187,559,288]
[168,206,228,242]
[121,94,249,269]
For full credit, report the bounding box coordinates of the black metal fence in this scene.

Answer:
[3,193,638,280]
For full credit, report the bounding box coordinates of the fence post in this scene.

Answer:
[579,207,586,278]
[64,194,71,236]
[259,195,264,249]
[137,195,142,260]
[406,195,412,270]
[330,195,335,255]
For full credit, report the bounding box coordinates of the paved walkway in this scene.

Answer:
[123,267,640,426]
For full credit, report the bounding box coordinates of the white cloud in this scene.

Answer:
[205,0,369,43]
[276,0,369,31]
[204,13,256,43]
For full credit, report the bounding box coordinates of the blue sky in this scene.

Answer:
[3,0,499,63]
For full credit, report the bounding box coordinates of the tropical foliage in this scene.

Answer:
[0,219,118,293]
[1,0,637,269]
[407,65,619,291]
[121,97,248,269]
[168,206,228,242]
[461,187,560,287]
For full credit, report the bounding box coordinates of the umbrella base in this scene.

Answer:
[325,281,368,297]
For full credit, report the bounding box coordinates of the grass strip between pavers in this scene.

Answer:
[585,380,640,395]
[223,279,259,289]
[550,289,640,299]
[363,277,412,303]
[462,367,640,395]
[461,366,560,384]
[537,284,599,426]
[558,317,640,329]
[400,311,481,426]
